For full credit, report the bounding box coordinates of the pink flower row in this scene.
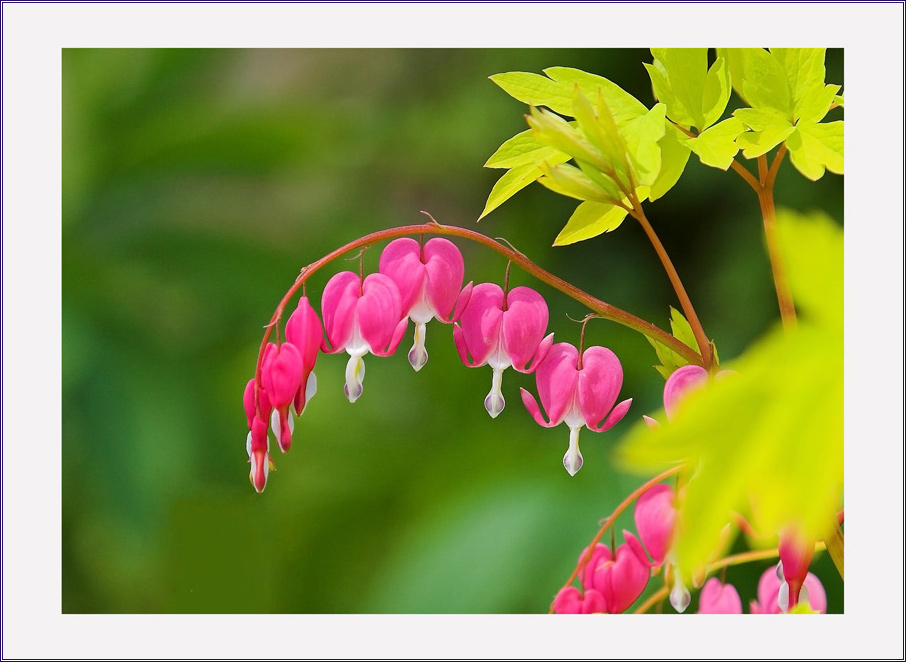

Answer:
[244,238,632,492]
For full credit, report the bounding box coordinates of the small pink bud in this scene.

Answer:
[262,342,304,453]
[285,296,323,415]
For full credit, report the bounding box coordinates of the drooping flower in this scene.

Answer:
[243,378,273,493]
[552,586,606,614]
[576,534,650,613]
[321,271,408,403]
[633,483,677,567]
[663,364,709,422]
[261,342,303,453]
[750,566,826,614]
[284,295,323,416]
[697,577,743,614]
[453,283,551,418]
[378,237,472,371]
[520,342,632,475]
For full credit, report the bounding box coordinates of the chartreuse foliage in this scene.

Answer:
[720,48,843,180]
[483,49,842,243]
[615,209,843,576]
[647,306,719,380]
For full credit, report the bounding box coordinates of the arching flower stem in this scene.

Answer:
[254,219,707,415]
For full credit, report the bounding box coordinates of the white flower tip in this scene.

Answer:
[670,583,691,613]
[344,355,365,403]
[778,581,790,612]
[484,391,505,418]
[563,427,584,476]
[408,345,428,371]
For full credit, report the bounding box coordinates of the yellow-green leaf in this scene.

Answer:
[770,48,829,123]
[730,48,792,114]
[649,123,691,202]
[489,72,572,115]
[624,103,666,186]
[701,55,732,129]
[776,208,843,328]
[786,120,844,181]
[734,106,795,159]
[686,117,745,169]
[484,130,567,169]
[527,106,608,172]
[543,66,648,125]
[553,200,629,246]
[537,161,618,204]
[479,154,568,220]
[669,306,701,354]
[616,212,843,575]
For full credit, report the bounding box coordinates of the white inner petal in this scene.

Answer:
[484,367,506,418]
[344,354,366,403]
[408,322,428,371]
[562,426,584,476]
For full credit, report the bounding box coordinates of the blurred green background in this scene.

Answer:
[62,48,843,613]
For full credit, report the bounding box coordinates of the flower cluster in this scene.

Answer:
[243,237,633,491]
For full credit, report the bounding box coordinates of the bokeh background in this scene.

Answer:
[62,48,843,614]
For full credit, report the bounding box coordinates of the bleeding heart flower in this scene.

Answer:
[750,566,826,614]
[578,533,650,613]
[243,379,273,493]
[552,586,606,614]
[633,483,677,567]
[697,578,742,613]
[321,271,408,403]
[379,237,472,371]
[262,342,304,453]
[453,282,551,418]
[520,342,632,475]
[284,295,323,415]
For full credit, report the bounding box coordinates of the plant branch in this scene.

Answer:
[255,219,706,391]
[629,204,714,368]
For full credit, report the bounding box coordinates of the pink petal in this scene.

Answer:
[752,566,827,614]
[449,282,474,323]
[589,398,632,433]
[243,378,272,429]
[455,283,504,367]
[423,238,465,320]
[519,387,556,428]
[552,586,605,614]
[592,532,650,613]
[501,286,549,371]
[577,543,612,592]
[285,296,323,374]
[577,346,624,428]
[634,483,676,566]
[778,527,814,589]
[525,332,555,373]
[533,343,580,427]
[357,273,404,354]
[261,342,303,409]
[378,238,425,315]
[663,364,708,421]
[697,578,742,614]
[321,271,362,353]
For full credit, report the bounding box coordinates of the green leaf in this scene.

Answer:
[701,56,732,129]
[537,161,618,204]
[623,103,667,186]
[553,200,629,246]
[526,106,608,172]
[543,66,648,125]
[786,120,844,181]
[484,130,567,169]
[489,72,572,115]
[649,123,691,202]
[647,336,681,379]
[769,48,830,122]
[646,49,730,132]
[833,92,844,108]
[718,47,748,104]
[795,83,839,125]
[735,107,795,159]
[686,117,745,169]
[776,208,843,327]
[729,48,792,114]
[479,155,568,220]
[616,213,843,576]
[669,306,700,354]
[789,602,821,615]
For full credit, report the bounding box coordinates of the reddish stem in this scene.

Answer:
[254,219,706,400]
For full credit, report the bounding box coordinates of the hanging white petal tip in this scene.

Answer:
[563,427,584,476]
